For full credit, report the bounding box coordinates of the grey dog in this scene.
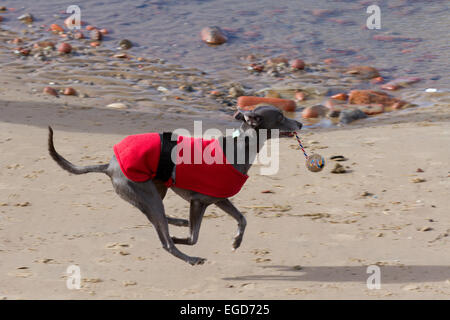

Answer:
[48,105,302,265]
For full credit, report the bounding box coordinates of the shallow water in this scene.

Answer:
[0,0,449,123]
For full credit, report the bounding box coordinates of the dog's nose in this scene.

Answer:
[296,121,303,130]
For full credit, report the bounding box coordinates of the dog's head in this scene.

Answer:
[233,104,302,137]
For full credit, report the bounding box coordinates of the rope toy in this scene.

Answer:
[294,132,325,172]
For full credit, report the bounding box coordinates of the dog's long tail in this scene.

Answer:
[48,126,109,175]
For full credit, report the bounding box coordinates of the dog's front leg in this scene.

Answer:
[172,199,207,245]
[215,199,247,250]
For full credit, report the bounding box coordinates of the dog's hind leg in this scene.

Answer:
[153,180,189,227]
[112,177,205,265]
[171,199,207,245]
[215,199,247,250]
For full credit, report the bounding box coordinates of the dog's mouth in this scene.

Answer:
[280,131,295,137]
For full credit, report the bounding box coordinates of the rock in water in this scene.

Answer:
[302,105,328,118]
[90,29,103,41]
[348,90,407,109]
[201,26,227,45]
[119,39,132,49]
[43,87,58,97]
[18,13,34,24]
[291,59,305,70]
[339,109,367,124]
[345,66,379,79]
[58,43,72,54]
[237,96,296,112]
[107,103,128,109]
[63,87,77,96]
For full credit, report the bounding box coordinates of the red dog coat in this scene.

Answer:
[113,133,249,198]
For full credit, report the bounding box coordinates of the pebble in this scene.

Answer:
[323,58,339,65]
[380,77,421,91]
[119,39,132,49]
[50,24,64,33]
[18,13,33,24]
[266,57,289,66]
[34,41,55,49]
[339,108,368,124]
[90,29,103,41]
[302,105,328,118]
[157,86,169,93]
[229,85,245,98]
[348,90,407,109]
[411,177,426,183]
[331,93,348,101]
[345,66,380,79]
[357,104,384,115]
[74,32,84,39]
[201,26,227,45]
[290,59,305,70]
[90,41,101,47]
[113,53,128,59]
[107,102,128,109]
[331,163,346,174]
[248,63,264,72]
[63,87,77,96]
[294,91,306,101]
[179,84,194,92]
[58,42,72,54]
[237,96,296,112]
[43,87,58,97]
[371,76,385,84]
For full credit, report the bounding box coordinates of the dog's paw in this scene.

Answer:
[232,236,243,250]
[189,257,206,266]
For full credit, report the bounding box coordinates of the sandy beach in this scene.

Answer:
[1,95,449,299]
[1,0,449,300]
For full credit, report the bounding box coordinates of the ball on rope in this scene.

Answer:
[293,132,325,172]
[306,153,325,172]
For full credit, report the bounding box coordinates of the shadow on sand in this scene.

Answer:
[223,265,450,284]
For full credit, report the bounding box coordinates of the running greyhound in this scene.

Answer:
[48,105,302,265]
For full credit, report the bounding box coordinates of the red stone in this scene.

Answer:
[294,91,306,101]
[237,96,296,112]
[302,105,328,118]
[63,87,77,96]
[331,93,348,101]
[323,58,339,65]
[348,90,407,109]
[43,87,58,96]
[50,24,64,33]
[57,42,72,54]
[201,26,227,45]
[345,66,380,79]
[291,59,305,70]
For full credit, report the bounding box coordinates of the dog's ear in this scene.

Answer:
[234,110,263,128]
[233,110,245,121]
[243,113,262,128]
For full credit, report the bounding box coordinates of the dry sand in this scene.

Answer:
[0,95,449,300]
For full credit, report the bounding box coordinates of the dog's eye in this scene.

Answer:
[278,114,284,122]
